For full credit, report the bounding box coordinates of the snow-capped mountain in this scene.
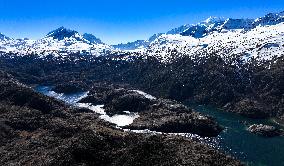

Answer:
[114,11,284,51]
[181,12,284,38]
[112,24,199,51]
[46,27,82,41]
[112,17,225,50]
[0,27,110,56]
[111,11,280,63]
[180,17,226,37]
[145,21,284,62]
[180,17,256,37]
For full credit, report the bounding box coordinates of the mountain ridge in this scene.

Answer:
[0,11,284,56]
[113,11,284,50]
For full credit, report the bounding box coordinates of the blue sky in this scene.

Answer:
[0,0,283,44]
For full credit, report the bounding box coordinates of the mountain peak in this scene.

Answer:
[203,16,225,24]
[46,27,79,40]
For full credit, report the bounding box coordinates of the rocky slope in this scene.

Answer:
[0,49,283,121]
[0,71,242,166]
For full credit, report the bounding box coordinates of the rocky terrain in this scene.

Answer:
[0,71,243,165]
[78,83,223,137]
[1,51,283,122]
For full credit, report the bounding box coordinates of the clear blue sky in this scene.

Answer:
[0,0,283,44]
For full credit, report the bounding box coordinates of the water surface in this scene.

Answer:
[189,103,284,166]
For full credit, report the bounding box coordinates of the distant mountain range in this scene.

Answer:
[113,11,284,50]
[0,11,284,60]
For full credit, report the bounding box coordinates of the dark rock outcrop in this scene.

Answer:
[226,99,269,119]
[79,83,154,115]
